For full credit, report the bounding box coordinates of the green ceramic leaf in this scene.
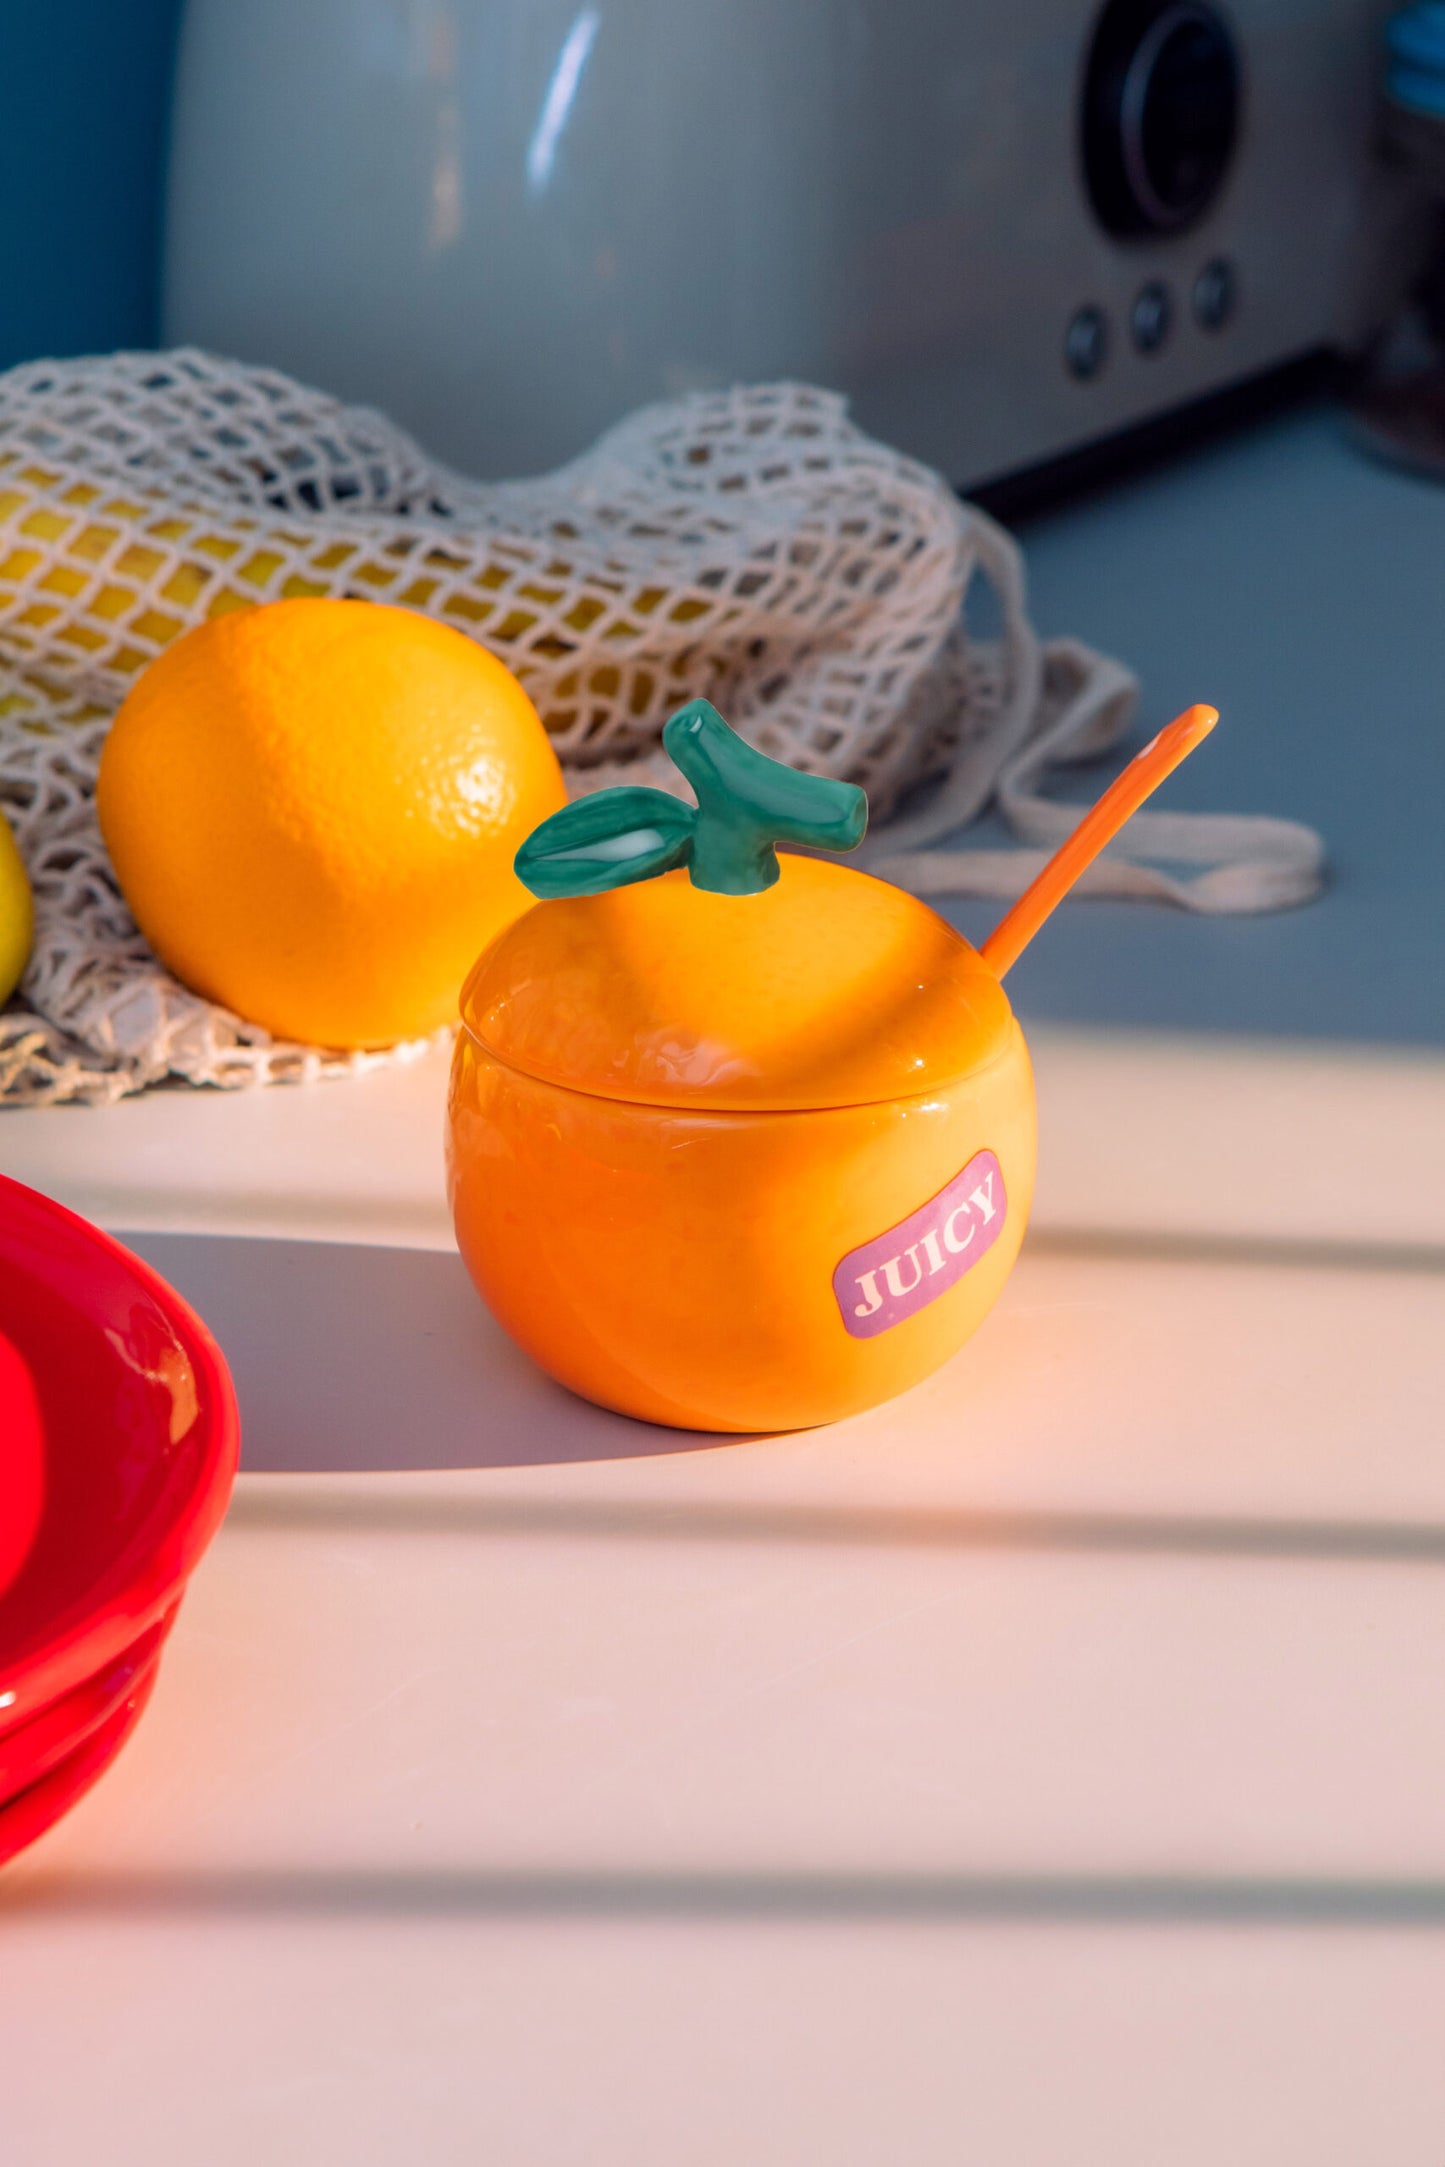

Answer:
[512,701,870,901]
[515,787,696,898]
[662,699,868,894]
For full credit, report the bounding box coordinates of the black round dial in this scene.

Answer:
[1082,0,1241,238]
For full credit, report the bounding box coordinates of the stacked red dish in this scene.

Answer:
[0,1173,239,1869]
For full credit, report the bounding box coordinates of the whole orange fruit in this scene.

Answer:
[97,599,566,1047]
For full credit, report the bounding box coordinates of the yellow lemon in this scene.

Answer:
[96,599,567,1047]
[0,809,33,1008]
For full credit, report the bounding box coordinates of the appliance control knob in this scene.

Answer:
[1064,304,1110,380]
[1083,0,1241,237]
[1192,254,1237,329]
[1130,279,1173,352]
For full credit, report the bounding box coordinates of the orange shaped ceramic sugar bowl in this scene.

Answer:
[448,698,1215,1432]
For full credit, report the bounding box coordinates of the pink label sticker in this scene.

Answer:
[832,1149,1008,1339]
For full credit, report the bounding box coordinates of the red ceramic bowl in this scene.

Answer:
[0,1323,44,1601]
[0,1173,240,1864]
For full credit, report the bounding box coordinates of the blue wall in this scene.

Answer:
[0,0,184,367]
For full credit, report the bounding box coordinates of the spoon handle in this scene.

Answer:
[980,704,1218,979]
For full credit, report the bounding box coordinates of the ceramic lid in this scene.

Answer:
[459,852,1015,1113]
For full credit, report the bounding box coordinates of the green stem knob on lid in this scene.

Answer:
[514,699,868,899]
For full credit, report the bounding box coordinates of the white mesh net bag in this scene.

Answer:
[0,349,1324,1106]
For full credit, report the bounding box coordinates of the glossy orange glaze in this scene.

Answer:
[448,1028,1034,1433]
[461,854,1014,1112]
[449,853,1036,1431]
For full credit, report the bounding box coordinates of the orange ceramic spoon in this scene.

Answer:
[981,703,1218,979]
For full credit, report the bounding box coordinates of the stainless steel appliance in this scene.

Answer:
[164,0,1413,486]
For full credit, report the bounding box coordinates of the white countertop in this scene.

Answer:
[3,408,1445,2165]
